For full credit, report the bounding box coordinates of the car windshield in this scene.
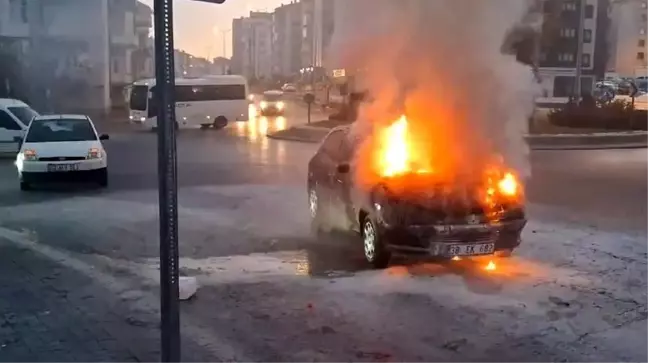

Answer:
[263,93,282,102]
[25,118,97,143]
[8,106,39,125]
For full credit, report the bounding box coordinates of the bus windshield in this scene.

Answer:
[130,85,149,111]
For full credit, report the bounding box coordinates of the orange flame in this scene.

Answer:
[376,115,431,177]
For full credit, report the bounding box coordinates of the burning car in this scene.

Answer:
[307,116,527,269]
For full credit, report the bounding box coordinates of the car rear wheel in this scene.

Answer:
[361,216,390,269]
[308,186,328,235]
[213,116,228,130]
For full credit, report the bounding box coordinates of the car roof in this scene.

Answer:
[32,114,90,121]
[0,98,29,108]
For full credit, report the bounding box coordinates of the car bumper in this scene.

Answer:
[21,167,107,184]
[260,107,285,115]
[378,219,527,257]
[19,158,107,173]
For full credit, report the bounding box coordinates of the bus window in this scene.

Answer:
[176,85,246,102]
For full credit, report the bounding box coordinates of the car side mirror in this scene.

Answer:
[337,163,350,174]
[99,134,109,141]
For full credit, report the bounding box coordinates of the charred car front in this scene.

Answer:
[307,126,527,269]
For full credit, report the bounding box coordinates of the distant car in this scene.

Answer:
[0,98,39,155]
[281,83,297,93]
[259,90,286,116]
[15,114,109,191]
[307,126,527,268]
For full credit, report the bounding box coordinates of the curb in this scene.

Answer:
[268,126,648,149]
[526,132,647,148]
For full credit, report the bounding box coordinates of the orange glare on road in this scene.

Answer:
[451,256,461,261]
[485,260,496,271]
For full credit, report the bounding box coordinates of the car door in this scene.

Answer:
[0,109,25,155]
[332,135,358,229]
[311,130,346,206]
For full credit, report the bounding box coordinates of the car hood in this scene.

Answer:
[21,141,102,157]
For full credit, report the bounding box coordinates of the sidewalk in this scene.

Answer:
[0,235,212,361]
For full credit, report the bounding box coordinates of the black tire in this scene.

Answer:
[308,185,328,235]
[213,116,228,130]
[20,181,31,191]
[97,169,108,188]
[361,215,390,269]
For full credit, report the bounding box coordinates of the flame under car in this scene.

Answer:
[306,122,527,269]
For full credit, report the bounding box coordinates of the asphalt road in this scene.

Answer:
[0,101,645,361]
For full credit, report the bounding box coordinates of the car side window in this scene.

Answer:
[320,130,345,159]
[0,110,22,130]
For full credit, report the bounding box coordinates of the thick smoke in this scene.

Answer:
[328,0,541,184]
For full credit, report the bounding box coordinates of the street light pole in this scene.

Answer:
[152,0,180,361]
[573,0,586,105]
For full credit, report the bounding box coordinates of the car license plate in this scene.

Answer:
[47,163,79,172]
[446,243,495,257]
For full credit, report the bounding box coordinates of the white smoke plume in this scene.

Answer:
[328,0,541,183]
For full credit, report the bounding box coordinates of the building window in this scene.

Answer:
[583,29,592,43]
[559,52,575,62]
[638,52,646,60]
[585,4,594,19]
[640,39,646,47]
[582,53,591,67]
[20,0,27,23]
[560,28,577,38]
[641,28,646,35]
[562,2,577,11]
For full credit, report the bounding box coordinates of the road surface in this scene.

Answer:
[0,100,645,361]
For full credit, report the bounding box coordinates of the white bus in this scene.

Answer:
[128,75,249,130]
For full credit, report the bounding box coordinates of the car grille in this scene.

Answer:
[38,156,86,162]
[386,188,512,225]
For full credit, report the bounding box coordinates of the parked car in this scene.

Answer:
[0,98,39,155]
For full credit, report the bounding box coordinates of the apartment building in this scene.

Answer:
[607,0,648,77]
[536,0,610,97]
[132,0,153,81]
[272,1,302,77]
[231,12,273,80]
[300,0,335,70]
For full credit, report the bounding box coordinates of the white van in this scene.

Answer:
[0,99,40,155]
[128,75,250,130]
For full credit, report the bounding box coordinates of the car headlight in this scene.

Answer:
[260,101,268,109]
[277,102,285,109]
[22,149,37,161]
[87,148,102,159]
[497,172,519,197]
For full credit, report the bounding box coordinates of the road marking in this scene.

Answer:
[0,225,251,362]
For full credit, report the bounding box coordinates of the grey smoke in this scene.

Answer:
[329,0,540,181]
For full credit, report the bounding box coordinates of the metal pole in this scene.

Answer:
[153,0,180,361]
[573,0,586,105]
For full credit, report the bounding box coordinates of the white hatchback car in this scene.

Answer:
[15,115,109,191]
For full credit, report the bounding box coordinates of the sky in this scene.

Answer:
[140,0,289,60]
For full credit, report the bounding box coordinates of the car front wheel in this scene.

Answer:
[97,168,108,188]
[361,216,390,269]
[20,181,31,191]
